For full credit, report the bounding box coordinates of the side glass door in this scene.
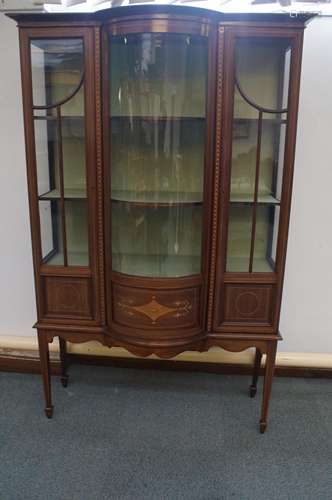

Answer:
[226,36,292,273]
[212,29,301,331]
[30,36,89,267]
[109,32,208,278]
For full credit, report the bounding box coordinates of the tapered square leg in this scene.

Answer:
[249,348,262,398]
[59,337,69,388]
[259,341,277,433]
[37,330,53,419]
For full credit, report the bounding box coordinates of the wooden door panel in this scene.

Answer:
[222,284,274,326]
[43,276,94,320]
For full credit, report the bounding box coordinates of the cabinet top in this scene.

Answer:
[7,4,315,27]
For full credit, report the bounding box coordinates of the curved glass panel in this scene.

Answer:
[227,37,292,273]
[109,33,207,277]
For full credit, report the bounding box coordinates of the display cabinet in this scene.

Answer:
[9,4,312,432]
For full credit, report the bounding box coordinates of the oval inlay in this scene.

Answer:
[235,292,260,317]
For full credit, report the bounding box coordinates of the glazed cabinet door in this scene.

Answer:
[104,16,216,347]
[212,26,303,332]
[20,27,102,324]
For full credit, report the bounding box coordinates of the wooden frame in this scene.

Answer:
[8,5,312,433]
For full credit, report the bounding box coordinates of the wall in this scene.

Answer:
[0,14,36,338]
[0,13,331,364]
[279,16,332,354]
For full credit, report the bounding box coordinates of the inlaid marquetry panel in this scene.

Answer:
[222,284,274,325]
[112,283,200,330]
[44,276,93,319]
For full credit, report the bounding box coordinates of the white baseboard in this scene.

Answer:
[0,335,332,368]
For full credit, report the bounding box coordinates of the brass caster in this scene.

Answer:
[249,385,257,398]
[259,421,267,434]
[61,375,69,388]
[45,406,54,419]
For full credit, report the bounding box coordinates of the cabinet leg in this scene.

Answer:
[37,331,53,419]
[259,341,277,433]
[59,337,69,388]
[249,348,262,398]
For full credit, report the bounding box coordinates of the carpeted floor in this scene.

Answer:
[0,365,331,500]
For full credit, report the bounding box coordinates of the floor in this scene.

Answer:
[1,365,331,500]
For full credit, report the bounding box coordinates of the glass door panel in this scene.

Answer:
[39,199,63,264]
[227,205,280,273]
[226,37,292,273]
[30,38,89,266]
[109,33,207,277]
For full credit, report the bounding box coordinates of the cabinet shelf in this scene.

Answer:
[44,251,88,267]
[111,116,205,121]
[112,253,201,278]
[34,115,84,121]
[234,117,287,125]
[230,194,280,205]
[227,256,273,273]
[111,190,203,206]
[39,189,87,200]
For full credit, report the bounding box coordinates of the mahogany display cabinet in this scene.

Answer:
[9,4,313,432]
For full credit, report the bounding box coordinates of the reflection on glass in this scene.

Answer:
[227,205,279,272]
[31,38,88,267]
[34,117,58,197]
[109,33,207,277]
[39,200,63,265]
[39,200,88,266]
[253,205,280,272]
[235,38,291,116]
[61,99,86,196]
[227,37,291,272]
[110,33,206,118]
[231,107,258,202]
[66,201,89,266]
[111,117,204,203]
[227,206,252,272]
[112,203,202,277]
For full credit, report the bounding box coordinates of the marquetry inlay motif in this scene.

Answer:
[118,295,192,324]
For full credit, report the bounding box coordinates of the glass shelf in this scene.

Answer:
[112,254,201,278]
[39,188,87,200]
[34,115,84,120]
[111,190,203,205]
[227,256,273,273]
[230,193,280,204]
[44,251,88,267]
[111,116,205,121]
[234,117,287,124]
